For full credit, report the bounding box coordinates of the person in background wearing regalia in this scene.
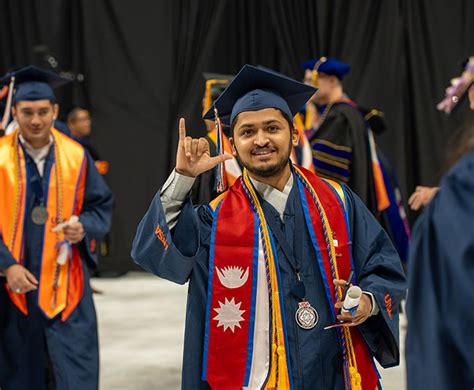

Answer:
[406,57,474,390]
[67,107,109,176]
[299,57,410,263]
[132,64,406,389]
[0,66,113,390]
[358,107,411,264]
[300,57,379,216]
[67,106,111,282]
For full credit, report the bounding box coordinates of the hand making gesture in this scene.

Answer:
[175,118,232,178]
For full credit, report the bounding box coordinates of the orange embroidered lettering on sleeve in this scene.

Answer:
[90,239,97,253]
[384,293,392,319]
[154,225,169,251]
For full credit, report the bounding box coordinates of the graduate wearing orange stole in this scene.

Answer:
[0,66,113,390]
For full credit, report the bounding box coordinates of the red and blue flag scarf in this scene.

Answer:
[202,165,379,390]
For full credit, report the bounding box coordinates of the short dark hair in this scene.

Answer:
[67,107,89,123]
[229,108,295,137]
[14,99,55,107]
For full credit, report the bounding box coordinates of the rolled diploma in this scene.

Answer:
[341,286,362,316]
[52,215,79,233]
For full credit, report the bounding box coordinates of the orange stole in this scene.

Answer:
[0,129,87,320]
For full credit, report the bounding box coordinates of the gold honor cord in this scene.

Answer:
[51,130,65,309]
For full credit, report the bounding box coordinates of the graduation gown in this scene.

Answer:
[132,175,406,389]
[406,150,474,389]
[310,103,378,216]
[0,147,113,390]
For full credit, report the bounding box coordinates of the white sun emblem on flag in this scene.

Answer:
[213,297,245,333]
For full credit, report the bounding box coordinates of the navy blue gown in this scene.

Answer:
[406,150,474,389]
[132,178,406,389]
[0,145,113,390]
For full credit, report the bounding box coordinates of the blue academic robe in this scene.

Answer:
[132,179,406,389]
[0,145,113,390]
[406,150,474,389]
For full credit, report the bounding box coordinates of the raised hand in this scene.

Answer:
[175,118,232,178]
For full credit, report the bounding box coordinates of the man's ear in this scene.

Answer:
[229,137,238,157]
[11,106,17,121]
[291,127,300,147]
[52,103,59,120]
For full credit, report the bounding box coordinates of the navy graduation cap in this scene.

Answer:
[0,65,69,104]
[302,57,351,80]
[203,64,316,127]
[0,65,69,129]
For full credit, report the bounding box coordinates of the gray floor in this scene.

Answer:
[93,272,406,390]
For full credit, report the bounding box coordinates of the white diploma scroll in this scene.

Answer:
[52,215,78,266]
[341,286,362,316]
[52,215,79,233]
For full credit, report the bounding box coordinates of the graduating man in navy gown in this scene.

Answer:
[132,65,406,389]
[406,58,474,389]
[0,66,113,390]
[406,129,474,389]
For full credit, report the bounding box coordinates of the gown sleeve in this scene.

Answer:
[346,187,407,367]
[0,235,16,271]
[78,152,114,267]
[131,183,213,285]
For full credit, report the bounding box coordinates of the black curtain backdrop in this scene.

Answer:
[1,0,473,272]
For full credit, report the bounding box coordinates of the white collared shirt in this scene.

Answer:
[19,134,53,177]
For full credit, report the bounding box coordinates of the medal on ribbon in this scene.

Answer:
[295,301,319,329]
[31,205,49,225]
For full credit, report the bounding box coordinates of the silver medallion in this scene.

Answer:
[31,206,49,225]
[295,301,318,330]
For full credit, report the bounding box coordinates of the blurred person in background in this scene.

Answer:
[406,56,474,390]
[0,66,113,390]
[67,107,109,176]
[406,114,474,389]
[300,57,411,263]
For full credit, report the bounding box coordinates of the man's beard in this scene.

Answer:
[235,139,292,178]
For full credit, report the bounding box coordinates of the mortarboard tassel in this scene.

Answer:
[214,107,227,193]
[1,76,15,130]
[311,57,327,87]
